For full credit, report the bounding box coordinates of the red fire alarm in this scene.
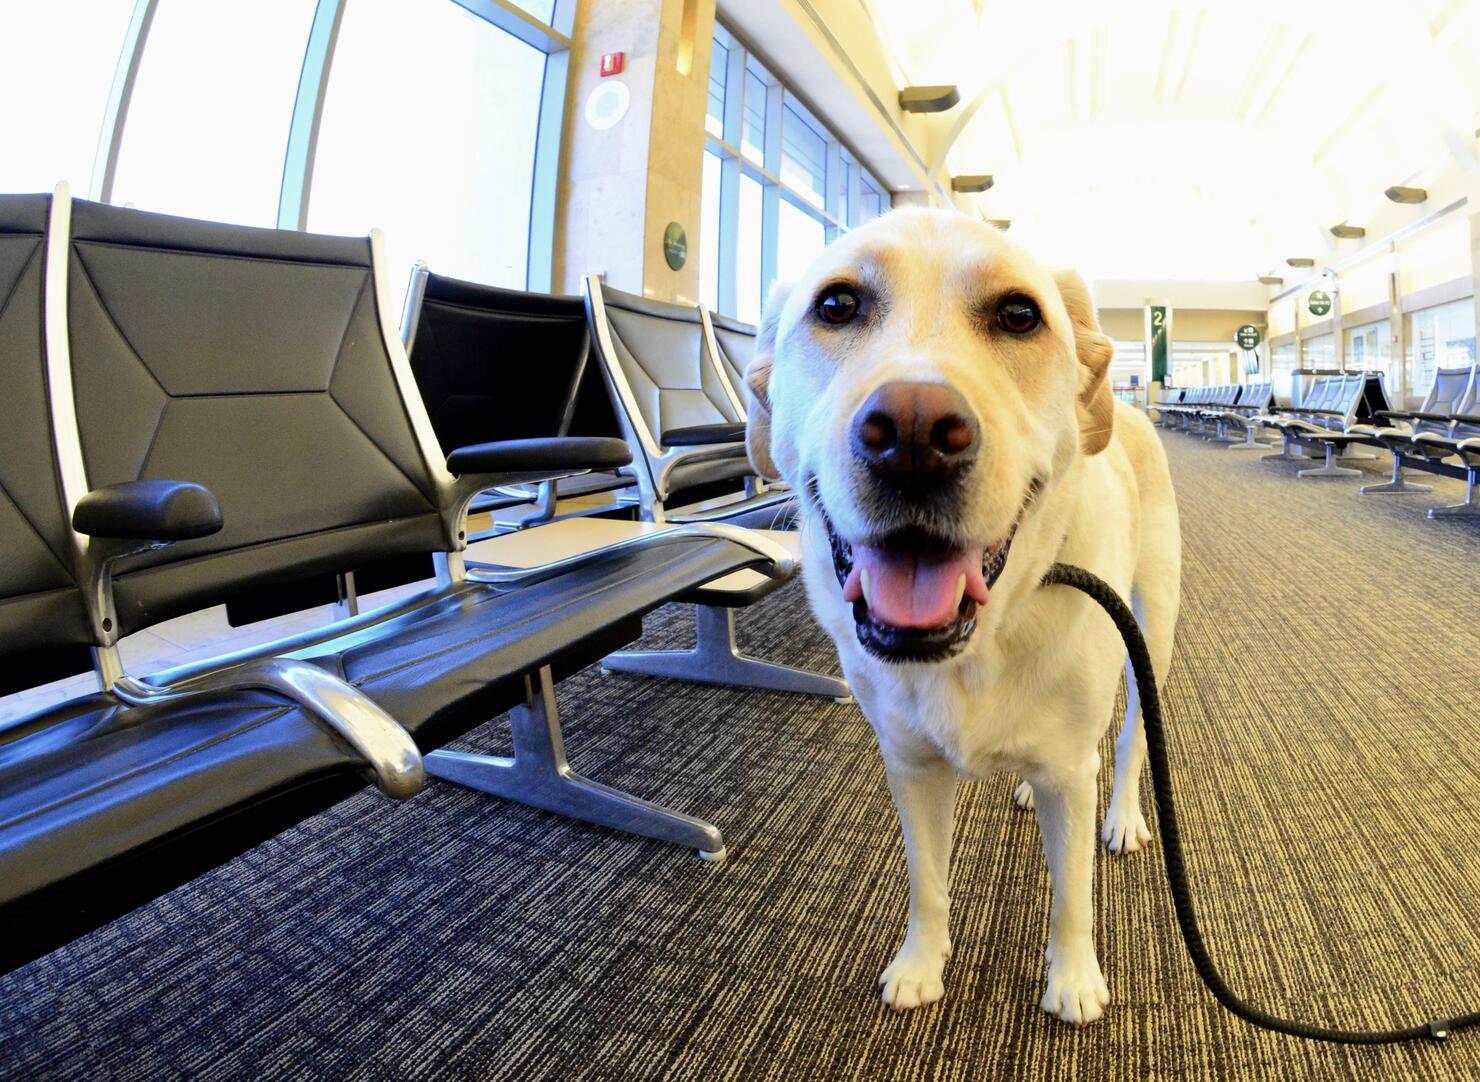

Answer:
[600,51,624,77]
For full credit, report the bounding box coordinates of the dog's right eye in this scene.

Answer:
[815,286,860,326]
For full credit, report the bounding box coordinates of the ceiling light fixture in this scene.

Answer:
[1258,275,1284,285]
[951,175,994,193]
[1330,223,1366,239]
[899,86,961,113]
[1286,257,1315,268]
[985,219,1011,231]
[1384,186,1427,204]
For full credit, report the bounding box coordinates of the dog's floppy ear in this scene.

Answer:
[1052,269,1115,456]
[743,280,791,481]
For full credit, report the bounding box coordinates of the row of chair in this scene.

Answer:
[0,185,819,974]
[1155,383,1275,448]
[1157,368,1480,519]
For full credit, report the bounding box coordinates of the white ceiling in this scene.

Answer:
[859,0,1480,281]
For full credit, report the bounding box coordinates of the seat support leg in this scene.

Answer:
[1360,456,1433,494]
[603,604,851,701]
[1428,473,1479,519]
[1228,423,1271,450]
[426,666,727,860]
[1296,445,1362,478]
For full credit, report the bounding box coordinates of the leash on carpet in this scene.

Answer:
[1041,563,1479,1046]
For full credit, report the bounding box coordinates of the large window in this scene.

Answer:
[110,0,316,226]
[1300,333,1336,370]
[0,2,138,195]
[1344,318,1394,390]
[1271,341,1298,402]
[307,0,546,292]
[1405,298,1476,404]
[0,0,570,296]
[699,22,890,322]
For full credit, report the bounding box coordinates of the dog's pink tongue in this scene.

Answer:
[842,544,989,629]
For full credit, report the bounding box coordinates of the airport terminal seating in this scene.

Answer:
[401,264,632,536]
[705,309,757,413]
[1346,363,1480,517]
[1252,373,1384,478]
[0,189,804,975]
[583,276,793,529]
[397,268,841,699]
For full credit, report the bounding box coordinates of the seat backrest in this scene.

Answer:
[588,282,741,452]
[61,198,450,638]
[1303,376,1334,411]
[0,194,92,668]
[707,311,755,405]
[1415,366,1474,435]
[404,269,619,454]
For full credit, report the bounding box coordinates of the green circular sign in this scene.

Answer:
[1308,290,1332,316]
[1234,324,1261,350]
[662,221,687,271]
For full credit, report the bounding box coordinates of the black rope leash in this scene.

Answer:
[1042,562,1480,1045]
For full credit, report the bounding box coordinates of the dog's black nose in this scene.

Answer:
[851,381,979,490]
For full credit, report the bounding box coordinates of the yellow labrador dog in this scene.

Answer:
[744,208,1180,1026]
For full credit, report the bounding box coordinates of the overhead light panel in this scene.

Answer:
[1258,275,1284,285]
[952,175,994,193]
[985,219,1011,231]
[899,86,960,113]
[1385,186,1427,204]
[1286,257,1315,268]
[1330,223,1365,239]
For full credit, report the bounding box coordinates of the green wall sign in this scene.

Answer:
[1307,290,1332,316]
[1235,324,1261,350]
[1148,305,1169,383]
[663,221,688,271]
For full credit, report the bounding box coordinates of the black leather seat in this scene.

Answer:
[584,277,793,528]
[707,310,756,410]
[0,192,792,974]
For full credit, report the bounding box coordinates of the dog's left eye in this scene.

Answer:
[996,295,1041,334]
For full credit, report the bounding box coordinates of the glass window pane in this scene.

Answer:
[110,0,316,226]
[1343,319,1394,392]
[1271,341,1298,403]
[741,62,768,166]
[778,198,825,283]
[1300,333,1335,370]
[0,1,137,195]
[780,97,826,209]
[308,0,547,292]
[700,150,721,312]
[1405,298,1477,404]
[706,37,727,139]
[736,174,763,324]
[859,176,884,223]
[508,0,556,22]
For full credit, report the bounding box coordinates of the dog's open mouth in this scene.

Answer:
[811,479,1037,663]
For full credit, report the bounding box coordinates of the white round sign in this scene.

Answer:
[584,80,630,131]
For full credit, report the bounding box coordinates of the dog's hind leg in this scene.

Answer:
[877,748,956,1011]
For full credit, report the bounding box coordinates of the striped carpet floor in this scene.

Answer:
[2,431,1479,1080]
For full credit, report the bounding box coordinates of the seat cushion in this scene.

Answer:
[0,532,771,973]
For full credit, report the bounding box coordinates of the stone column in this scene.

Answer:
[554,0,715,303]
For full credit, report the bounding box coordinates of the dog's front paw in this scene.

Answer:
[1039,945,1110,1026]
[878,940,950,1012]
[1012,780,1035,810]
[1101,801,1151,854]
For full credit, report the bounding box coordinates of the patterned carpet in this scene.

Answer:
[3,431,1480,1080]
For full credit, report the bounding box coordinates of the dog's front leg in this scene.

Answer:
[1030,755,1110,1026]
[877,747,956,1011]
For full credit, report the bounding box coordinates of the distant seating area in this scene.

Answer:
[1158,367,1479,520]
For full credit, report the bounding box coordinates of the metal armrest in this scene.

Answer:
[73,479,222,542]
[73,480,225,649]
[465,521,796,589]
[662,423,746,446]
[655,442,749,499]
[446,436,630,476]
[114,657,424,799]
[1375,409,1416,422]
